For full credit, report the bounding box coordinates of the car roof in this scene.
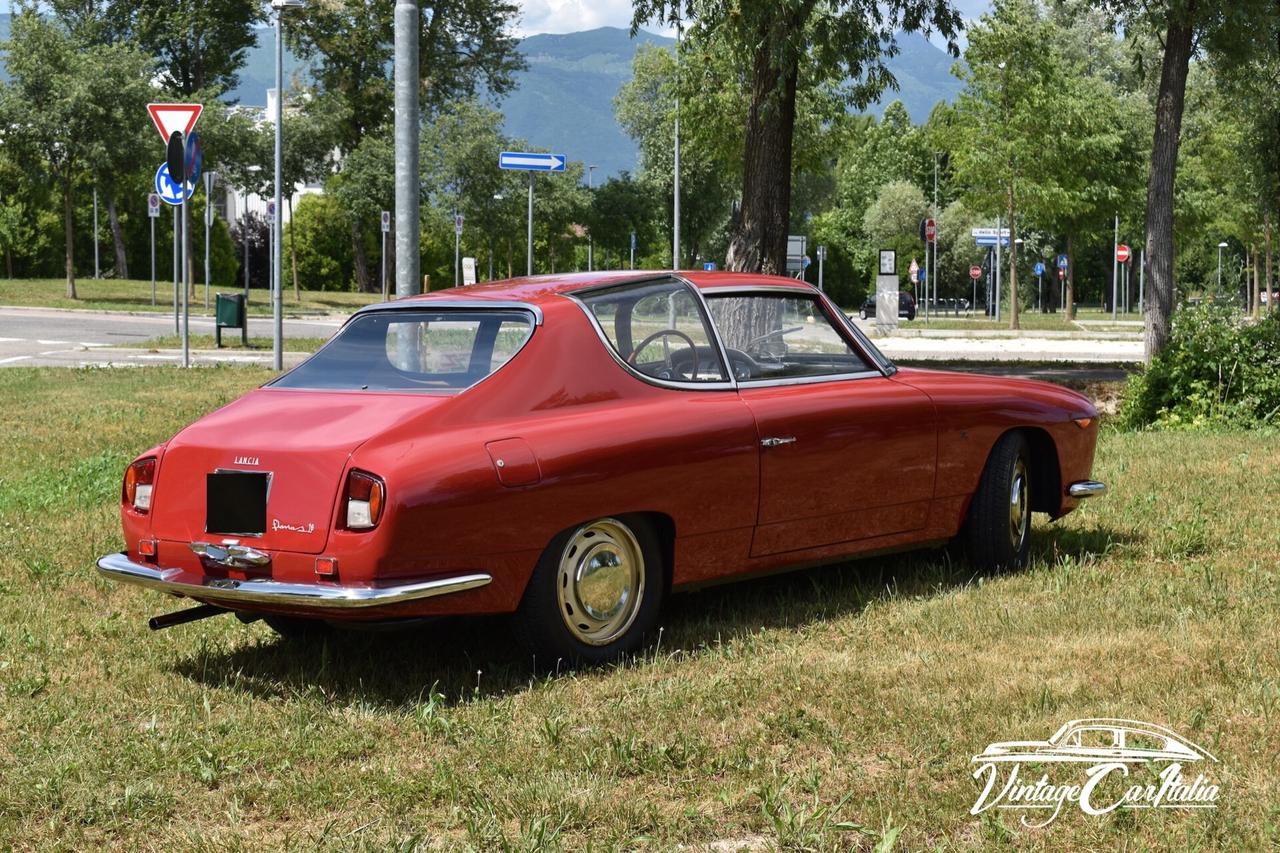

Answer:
[369,270,816,310]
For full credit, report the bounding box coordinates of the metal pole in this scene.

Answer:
[394,0,420,298]
[181,180,190,368]
[93,187,100,279]
[817,247,824,292]
[272,9,285,371]
[454,210,460,287]
[587,165,595,272]
[204,171,212,310]
[381,230,388,298]
[630,231,635,270]
[526,173,534,276]
[172,206,179,335]
[150,213,156,305]
[1112,215,1119,321]
[994,217,1002,322]
[931,153,938,322]
[1037,272,1041,312]
[243,212,250,301]
[672,18,681,269]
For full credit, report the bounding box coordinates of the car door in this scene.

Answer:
[703,288,937,557]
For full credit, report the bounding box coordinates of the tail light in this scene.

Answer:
[123,457,157,513]
[343,470,385,530]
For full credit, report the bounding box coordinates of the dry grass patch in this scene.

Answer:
[0,368,1276,849]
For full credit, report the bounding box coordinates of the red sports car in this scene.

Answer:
[98,271,1106,663]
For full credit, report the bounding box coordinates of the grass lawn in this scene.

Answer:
[1,368,1277,849]
[123,335,330,353]
[0,278,380,316]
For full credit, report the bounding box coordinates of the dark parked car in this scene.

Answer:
[859,291,916,321]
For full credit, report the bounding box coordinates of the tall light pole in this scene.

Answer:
[1217,241,1228,290]
[1112,214,1119,320]
[93,187,100,279]
[271,0,303,372]
[672,16,681,270]
[587,164,596,271]
[394,0,420,297]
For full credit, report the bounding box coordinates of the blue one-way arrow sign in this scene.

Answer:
[499,151,566,172]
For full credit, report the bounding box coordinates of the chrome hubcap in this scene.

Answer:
[556,519,644,646]
[1009,459,1029,551]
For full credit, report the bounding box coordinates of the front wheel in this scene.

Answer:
[962,432,1032,573]
[515,516,664,667]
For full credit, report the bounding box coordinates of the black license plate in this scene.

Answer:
[206,471,268,536]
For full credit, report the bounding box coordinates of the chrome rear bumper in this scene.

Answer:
[96,552,491,610]
[1067,480,1108,499]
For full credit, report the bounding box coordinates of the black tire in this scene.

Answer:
[906,310,916,321]
[264,614,331,641]
[963,431,1033,573]
[514,516,665,668]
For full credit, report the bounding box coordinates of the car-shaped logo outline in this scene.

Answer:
[972,718,1218,765]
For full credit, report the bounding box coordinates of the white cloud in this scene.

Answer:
[517,0,645,36]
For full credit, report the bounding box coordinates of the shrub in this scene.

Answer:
[1120,305,1280,429]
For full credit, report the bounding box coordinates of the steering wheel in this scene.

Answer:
[744,326,805,357]
[628,329,699,380]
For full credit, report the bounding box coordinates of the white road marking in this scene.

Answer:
[36,339,71,345]
[80,342,109,348]
[0,355,32,364]
[0,337,23,343]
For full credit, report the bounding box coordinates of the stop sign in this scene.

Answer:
[925,218,937,242]
[969,265,982,280]
[1116,244,1131,263]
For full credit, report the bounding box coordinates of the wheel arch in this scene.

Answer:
[1010,426,1062,516]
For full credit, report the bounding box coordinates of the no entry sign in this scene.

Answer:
[1116,244,1131,263]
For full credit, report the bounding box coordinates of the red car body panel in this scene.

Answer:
[108,271,1101,621]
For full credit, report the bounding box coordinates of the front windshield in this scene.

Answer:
[270,309,534,393]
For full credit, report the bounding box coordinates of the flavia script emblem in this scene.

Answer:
[970,718,1220,828]
[234,455,260,466]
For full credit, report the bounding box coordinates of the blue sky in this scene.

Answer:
[516,1,993,37]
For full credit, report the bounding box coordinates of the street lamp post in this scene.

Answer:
[271,0,304,372]
[1217,241,1228,291]
[587,165,596,272]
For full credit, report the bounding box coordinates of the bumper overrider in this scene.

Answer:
[1067,480,1107,499]
[96,552,492,610]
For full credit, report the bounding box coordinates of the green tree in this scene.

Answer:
[588,173,659,270]
[863,180,928,294]
[630,0,961,275]
[0,9,152,297]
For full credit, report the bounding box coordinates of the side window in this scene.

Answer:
[705,294,871,381]
[1075,729,1119,749]
[579,281,727,384]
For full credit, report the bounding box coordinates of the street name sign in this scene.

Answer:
[147,103,203,144]
[499,151,566,172]
[972,227,1010,247]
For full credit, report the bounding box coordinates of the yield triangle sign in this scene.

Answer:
[147,103,203,143]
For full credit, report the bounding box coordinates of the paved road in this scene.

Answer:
[0,307,342,367]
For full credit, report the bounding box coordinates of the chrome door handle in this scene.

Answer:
[760,436,797,448]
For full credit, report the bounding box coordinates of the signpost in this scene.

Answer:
[786,235,807,277]
[1033,261,1045,311]
[453,211,464,287]
[462,256,477,286]
[266,201,276,312]
[629,230,636,270]
[970,265,982,317]
[147,193,160,306]
[971,227,1010,247]
[148,104,204,367]
[816,244,826,292]
[499,151,567,277]
[203,171,216,310]
[703,262,716,271]
[380,210,391,299]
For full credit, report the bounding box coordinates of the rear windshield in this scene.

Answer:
[270,309,534,392]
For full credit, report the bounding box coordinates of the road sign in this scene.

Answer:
[266,201,276,226]
[703,261,716,271]
[1033,261,1045,276]
[184,132,203,185]
[147,103,203,144]
[917,267,927,283]
[498,151,567,172]
[1116,244,1131,263]
[381,210,391,233]
[462,256,477,285]
[1058,268,1065,280]
[154,163,193,206]
[817,245,826,261]
[802,254,811,270]
[925,218,937,242]
[1057,254,1068,270]
[454,212,464,236]
[972,228,1010,247]
[147,193,161,218]
[909,258,920,278]
[969,265,983,281]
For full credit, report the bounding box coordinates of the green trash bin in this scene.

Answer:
[214,293,247,347]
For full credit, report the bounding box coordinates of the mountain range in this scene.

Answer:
[0,17,964,177]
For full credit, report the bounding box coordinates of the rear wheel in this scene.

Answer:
[963,432,1033,573]
[515,516,664,667]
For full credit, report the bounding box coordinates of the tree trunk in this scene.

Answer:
[1007,184,1019,330]
[1266,208,1274,315]
[1142,18,1195,362]
[1066,232,1075,321]
[63,179,77,299]
[107,196,128,279]
[724,22,799,275]
[289,196,299,301]
[350,219,374,292]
